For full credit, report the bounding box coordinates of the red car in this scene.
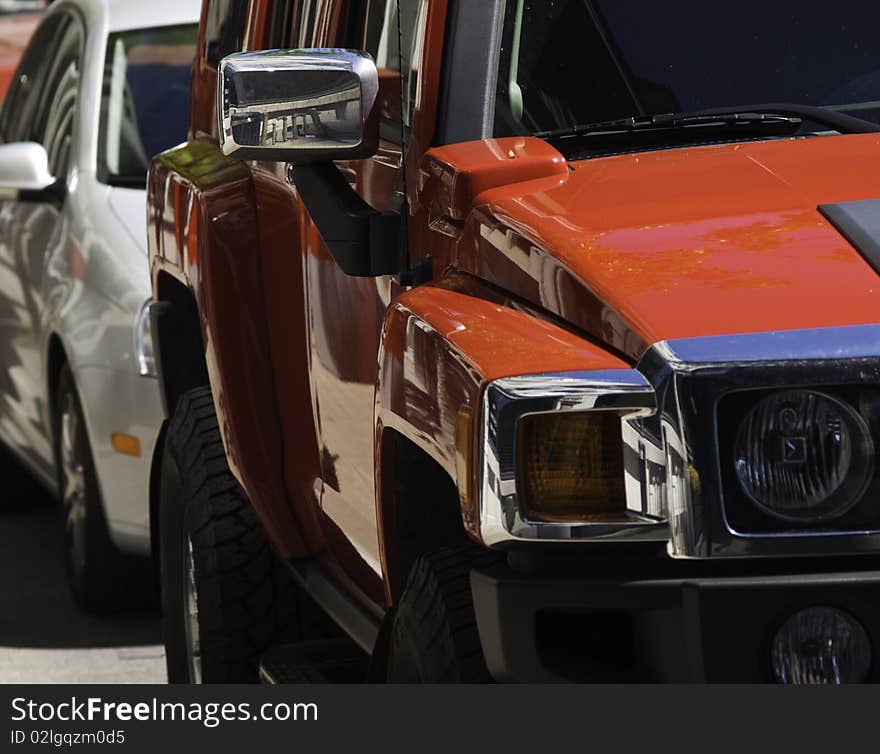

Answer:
[148,0,880,683]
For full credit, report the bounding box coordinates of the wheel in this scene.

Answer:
[54,364,141,612]
[386,545,502,683]
[159,386,302,683]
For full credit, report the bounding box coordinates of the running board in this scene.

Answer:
[284,559,382,655]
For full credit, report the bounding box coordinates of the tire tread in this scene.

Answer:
[161,386,298,683]
[388,544,502,683]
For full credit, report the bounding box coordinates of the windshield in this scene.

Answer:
[97,24,197,187]
[495,0,880,139]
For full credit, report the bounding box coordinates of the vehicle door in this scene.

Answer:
[0,10,84,476]
[298,0,426,587]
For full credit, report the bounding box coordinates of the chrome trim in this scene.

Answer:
[134,300,158,378]
[641,323,880,559]
[218,49,379,163]
[479,369,669,546]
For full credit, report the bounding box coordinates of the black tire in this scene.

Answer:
[386,545,502,683]
[159,386,301,683]
[54,364,145,613]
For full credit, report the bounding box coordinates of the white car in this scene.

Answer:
[0,0,201,610]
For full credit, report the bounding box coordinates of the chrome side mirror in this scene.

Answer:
[0,141,56,199]
[219,49,379,163]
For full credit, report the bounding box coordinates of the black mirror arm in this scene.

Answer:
[292,162,402,278]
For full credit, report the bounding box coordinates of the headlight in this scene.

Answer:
[734,390,873,522]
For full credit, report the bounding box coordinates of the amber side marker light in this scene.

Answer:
[517,411,627,522]
[455,405,474,510]
[111,433,142,457]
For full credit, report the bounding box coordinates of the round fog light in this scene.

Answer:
[771,606,871,684]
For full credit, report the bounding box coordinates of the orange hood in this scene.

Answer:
[462,133,880,361]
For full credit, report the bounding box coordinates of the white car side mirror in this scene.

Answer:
[0,141,56,199]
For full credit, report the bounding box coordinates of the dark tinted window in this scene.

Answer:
[269,0,295,47]
[204,0,248,68]
[364,0,425,138]
[97,24,197,186]
[297,0,318,47]
[295,0,364,47]
[496,0,880,135]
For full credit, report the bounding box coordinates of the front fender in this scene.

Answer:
[147,139,314,559]
[375,282,631,544]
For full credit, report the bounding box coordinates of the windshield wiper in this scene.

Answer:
[697,104,880,134]
[535,103,880,142]
[535,111,800,140]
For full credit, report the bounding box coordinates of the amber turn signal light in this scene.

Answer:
[111,432,142,457]
[517,411,626,522]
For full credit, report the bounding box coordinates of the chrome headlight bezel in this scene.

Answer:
[479,369,668,546]
[643,323,880,559]
[718,384,880,536]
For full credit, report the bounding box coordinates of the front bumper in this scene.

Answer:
[471,562,880,682]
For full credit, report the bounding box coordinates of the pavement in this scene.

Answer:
[0,448,166,684]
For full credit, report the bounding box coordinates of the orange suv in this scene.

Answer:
[147,0,880,683]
